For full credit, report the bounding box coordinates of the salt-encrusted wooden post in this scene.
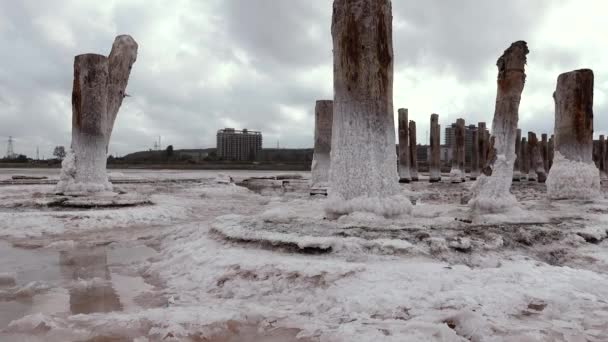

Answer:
[327,0,411,217]
[409,120,419,181]
[311,100,333,190]
[529,132,546,182]
[548,135,555,170]
[429,113,441,182]
[450,118,466,182]
[546,69,599,199]
[513,129,522,181]
[486,132,494,167]
[470,128,479,180]
[397,108,410,183]
[599,135,607,180]
[469,41,528,213]
[56,35,138,195]
[527,132,537,181]
[521,137,528,178]
[541,133,548,172]
[478,122,487,171]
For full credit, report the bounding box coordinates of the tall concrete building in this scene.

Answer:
[444,123,457,148]
[216,128,263,161]
[445,122,489,163]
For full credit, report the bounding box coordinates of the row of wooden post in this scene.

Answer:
[396,114,564,183]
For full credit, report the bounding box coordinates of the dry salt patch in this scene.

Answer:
[211,214,422,255]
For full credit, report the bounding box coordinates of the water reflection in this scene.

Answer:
[59,248,122,314]
[0,240,158,333]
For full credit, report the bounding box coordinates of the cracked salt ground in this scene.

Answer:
[2,169,608,341]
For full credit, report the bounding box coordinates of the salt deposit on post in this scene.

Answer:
[450,118,465,183]
[56,35,138,195]
[397,108,411,183]
[409,120,419,181]
[429,114,441,182]
[513,129,522,181]
[546,69,600,199]
[469,41,528,214]
[311,100,333,189]
[326,0,411,217]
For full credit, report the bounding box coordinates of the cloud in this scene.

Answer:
[0,0,606,158]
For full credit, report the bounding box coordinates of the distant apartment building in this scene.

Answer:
[444,122,489,163]
[216,128,263,161]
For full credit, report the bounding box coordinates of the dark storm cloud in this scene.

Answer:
[392,0,552,81]
[0,0,605,157]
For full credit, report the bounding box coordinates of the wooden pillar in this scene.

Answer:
[478,122,487,171]
[56,35,138,195]
[513,129,522,181]
[429,113,441,182]
[541,133,548,172]
[311,100,333,189]
[548,134,555,170]
[600,135,606,180]
[521,137,528,177]
[527,132,537,181]
[397,108,411,183]
[450,118,466,182]
[327,0,410,217]
[409,120,418,181]
[469,41,529,212]
[470,128,479,180]
[546,69,599,199]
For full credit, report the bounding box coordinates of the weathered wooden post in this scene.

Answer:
[513,129,522,181]
[527,132,537,181]
[470,128,479,180]
[600,135,607,180]
[450,118,466,182]
[327,0,411,217]
[529,132,547,182]
[541,133,548,172]
[56,35,138,195]
[521,137,528,178]
[409,120,419,181]
[311,100,333,192]
[546,69,599,199]
[548,134,555,170]
[469,41,528,213]
[397,108,410,183]
[429,113,441,182]
[478,122,487,171]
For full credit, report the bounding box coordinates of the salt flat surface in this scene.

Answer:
[0,169,607,341]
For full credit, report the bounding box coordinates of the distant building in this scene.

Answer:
[444,123,457,148]
[444,122,489,163]
[216,128,263,161]
[419,145,451,162]
[416,144,428,162]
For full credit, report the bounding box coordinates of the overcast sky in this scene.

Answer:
[1,0,607,158]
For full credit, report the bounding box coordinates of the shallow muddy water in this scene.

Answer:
[0,240,159,330]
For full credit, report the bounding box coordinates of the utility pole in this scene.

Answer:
[36,146,39,160]
[6,136,15,159]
